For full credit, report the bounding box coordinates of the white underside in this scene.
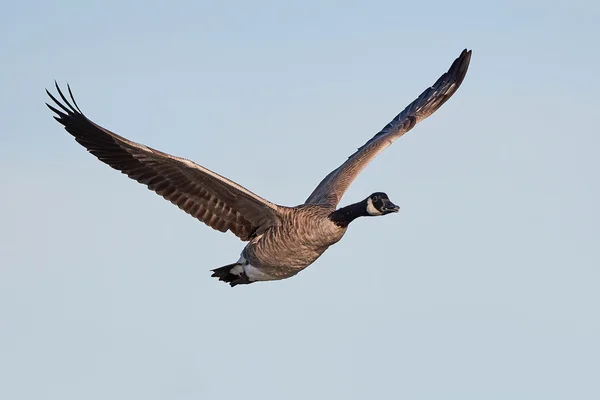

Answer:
[229,264,244,276]
[232,255,278,282]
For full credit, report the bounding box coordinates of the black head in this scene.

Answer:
[366,192,399,216]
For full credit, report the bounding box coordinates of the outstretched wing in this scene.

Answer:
[47,83,281,241]
[305,49,472,207]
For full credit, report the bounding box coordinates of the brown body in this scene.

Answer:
[243,205,346,279]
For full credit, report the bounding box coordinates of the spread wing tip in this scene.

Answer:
[46,81,84,123]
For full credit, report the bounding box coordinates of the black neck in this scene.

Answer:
[328,200,369,228]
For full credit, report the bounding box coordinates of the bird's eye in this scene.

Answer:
[373,196,379,201]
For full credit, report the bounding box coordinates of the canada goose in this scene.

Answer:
[46,49,471,287]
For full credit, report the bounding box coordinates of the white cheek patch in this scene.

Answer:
[366,198,383,216]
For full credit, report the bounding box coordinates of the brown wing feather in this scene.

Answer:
[47,83,280,241]
[305,49,472,207]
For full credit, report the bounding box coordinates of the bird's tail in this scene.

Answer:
[210,262,250,287]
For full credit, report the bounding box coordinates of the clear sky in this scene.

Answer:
[1,0,599,399]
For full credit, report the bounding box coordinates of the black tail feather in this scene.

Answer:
[211,263,251,287]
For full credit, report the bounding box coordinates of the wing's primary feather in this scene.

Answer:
[46,82,280,241]
[305,49,472,207]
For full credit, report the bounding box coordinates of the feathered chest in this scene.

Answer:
[280,205,346,245]
[245,206,346,268]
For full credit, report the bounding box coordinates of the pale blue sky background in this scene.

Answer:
[1,0,599,399]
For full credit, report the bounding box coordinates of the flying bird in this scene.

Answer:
[46,49,471,287]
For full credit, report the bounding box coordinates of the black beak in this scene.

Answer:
[382,199,400,213]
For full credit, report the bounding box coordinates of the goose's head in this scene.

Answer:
[329,192,399,227]
[366,192,399,216]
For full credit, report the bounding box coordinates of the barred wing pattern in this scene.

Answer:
[46,84,281,241]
